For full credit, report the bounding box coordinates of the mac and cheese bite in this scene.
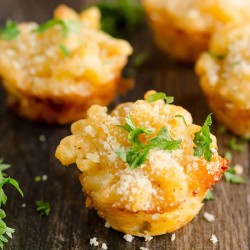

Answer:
[196,24,250,138]
[143,0,250,62]
[0,5,132,124]
[56,91,227,236]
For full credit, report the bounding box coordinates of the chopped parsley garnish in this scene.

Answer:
[224,168,245,184]
[36,200,51,216]
[59,44,70,57]
[223,151,245,184]
[33,19,80,37]
[217,125,227,135]
[131,52,148,69]
[95,0,144,38]
[205,190,214,201]
[116,116,181,169]
[193,114,213,161]
[34,176,41,182]
[228,137,244,152]
[0,160,23,249]
[208,51,226,60]
[147,92,174,104]
[0,20,20,40]
[175,115,188,127]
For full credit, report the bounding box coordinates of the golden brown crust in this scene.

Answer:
[0,5,132,124]
[143,0,250,62]
[202,91,250,138]
[56,91,228,235]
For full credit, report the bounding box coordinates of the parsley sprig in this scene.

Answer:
[0,160,23,249]
[116,116,181,169]
[95,0,144,38]
[33,19,80,37]
[193,114,213,161]
[36,200,51,217]
[224,151,245,184]
[147,92,174,104]
[205,190,215,201]
[0,20,20,41]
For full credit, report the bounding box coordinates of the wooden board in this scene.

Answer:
[0,1,249,249]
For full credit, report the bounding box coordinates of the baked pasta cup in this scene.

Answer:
[196,24,250,138]
[0,5,132,124]
[142,0,250,62]
[56,90,228,236]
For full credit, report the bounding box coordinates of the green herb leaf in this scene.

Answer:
[33,19,80,37]
[224,168,245,184]
[175,115,188,127]
[147,92,174,104]
[208,52,226,60]
[217,125,227,135]
[224,151,233,162]
[59,44,70,57]
[34,176,41,182]
[131,52,148,68]
[0,160,23,248]
[193,114,213,161]
[205,190,215,201]
[0,20,20,40]
[95,0,144,38]
[116,116,181,169]
[228,137,244,152]
[36,200,51,216]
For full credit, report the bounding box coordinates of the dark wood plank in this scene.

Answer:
[0,0,249,249]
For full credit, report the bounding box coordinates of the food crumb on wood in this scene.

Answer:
[171,233,176,241]
[204,212,215,222]
[101,243,108,249]
[123,234,134,242]
[140,247,149,250]
[105,221,110,228]
[42,174,48,181]
[21,203,26,208]
[89,237,99,246]
[210,234,218,244]
[234,164,243,175]
[39,135,46,142]
[144,235,153,241]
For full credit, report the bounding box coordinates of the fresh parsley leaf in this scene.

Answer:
[224,168,245,184]
[208,52,226,60]
[34,176,41,182]
[95,0,144,38]
[147,92,174,104]
[228,137,244,152]
[0,20,20,40]
[131,52,148,68]
[33,19,80,37]
[0,160,23,249]
[116,116,181,169]
[36,200,51,216]
[205,190,215,201]
[217,125,227,135]
[175,115,188,127]
[193,114,213,161]
[224,151,233,162]
[59,44,70,57]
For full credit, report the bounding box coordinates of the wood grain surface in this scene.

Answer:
[0,0,249,249]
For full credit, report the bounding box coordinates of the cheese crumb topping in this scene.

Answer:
[204,212,215,222]
[210,234,218,244]
[123,234,134,242]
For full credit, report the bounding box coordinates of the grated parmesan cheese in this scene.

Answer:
[89,237,99,246]
[210,234,218,244]
[123,234,134,242]
[171,233,176,241]
[204,212,215,222]
[234,164,243,175]
[101,243,108,249]
[144,235,153,241]
[105,221,110,228]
